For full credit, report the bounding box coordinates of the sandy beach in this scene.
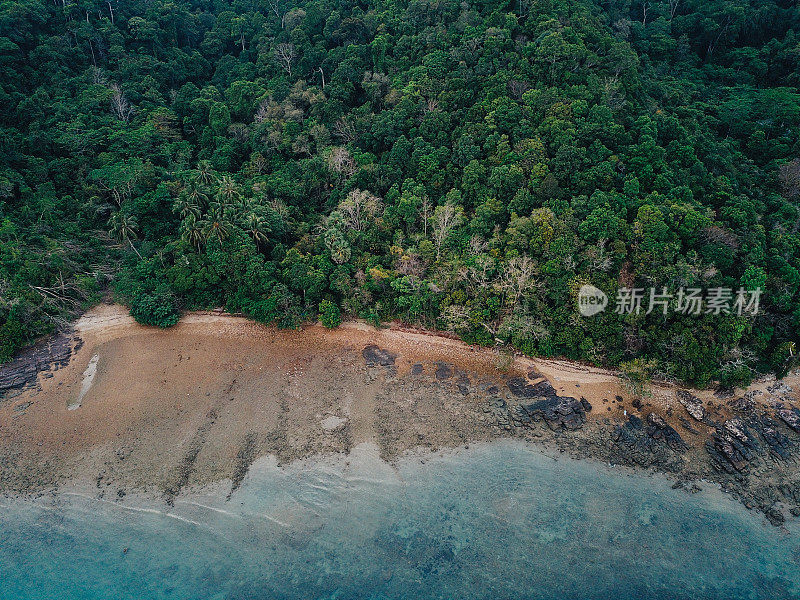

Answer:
[1,304,799,524]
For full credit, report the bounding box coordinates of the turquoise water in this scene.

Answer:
[1,440,798,600]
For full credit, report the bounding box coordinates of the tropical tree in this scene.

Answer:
[108,211,141,258]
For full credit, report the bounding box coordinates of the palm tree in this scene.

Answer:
[108,211,141,258]
[202,204,231,244]
[216,175,241,209]
[185,183,208,210]
[245,212,270,248]
[180,214,205,251]
[192,160,217,187]
[173,194,201,219]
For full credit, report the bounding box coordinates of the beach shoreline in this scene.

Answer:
[1,303,799,526]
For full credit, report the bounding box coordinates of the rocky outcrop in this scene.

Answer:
[676,390,706,422]
[609,413,687,469]
[506,376,557,399]
[728,391,759,412]
[362,345,397,368]
[645,413,687,451]
[707,390,797,471]
[694,389,800,525]
[434,362,453,380]
[706,419,761,473]
[0,333,76,400]
[749,414,792,459]
[517,395,590,430]
[777,407,800,433]
[489,372,800,526]
[504,374,592,432]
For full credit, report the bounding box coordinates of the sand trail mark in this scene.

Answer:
[163,407,219,506]
[346,376,383,448]
[265,394,291,464]
[68,354,99,411]
[227,431,259,499]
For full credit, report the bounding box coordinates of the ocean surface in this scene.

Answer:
[1,440,798,600]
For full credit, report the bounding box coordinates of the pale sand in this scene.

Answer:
[69,353,98,411]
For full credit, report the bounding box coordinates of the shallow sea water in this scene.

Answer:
[1,440,798,600]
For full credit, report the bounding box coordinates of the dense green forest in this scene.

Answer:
[1,0,799,387]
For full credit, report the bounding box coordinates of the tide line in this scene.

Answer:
[174,500,241,518]
[60,492,204,527]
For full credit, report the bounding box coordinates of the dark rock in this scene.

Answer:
[456,373,470,395]
[477,380,496,393]
[509,404,531,425]
[507,377,557,399]
[750,415,792,459]
[13,401,32,415]
[646,413,687,451]
[631,397,642,410]
[228,431,259,499]
[0,333,74,399]
[723,418,752,444]
[676,390,706,422]
[706,436,745,473]
[678,417,700,435]
[519,396,587,430]
[613,413,687,465]
[729,393,758,413]
[767,381,793,397]
[777,407,800,433]
[765,503,786,527]
[580,397,592,412]
[706,409,796,476]
[707,419,761,473]
[362,345,397,368]
[434,362,453,380]
[609,412,688,469]
[411,363,423,375]
[619,413,643,432]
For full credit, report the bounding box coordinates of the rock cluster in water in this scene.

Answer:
[414,350,800,527]
[505,376,592,431]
